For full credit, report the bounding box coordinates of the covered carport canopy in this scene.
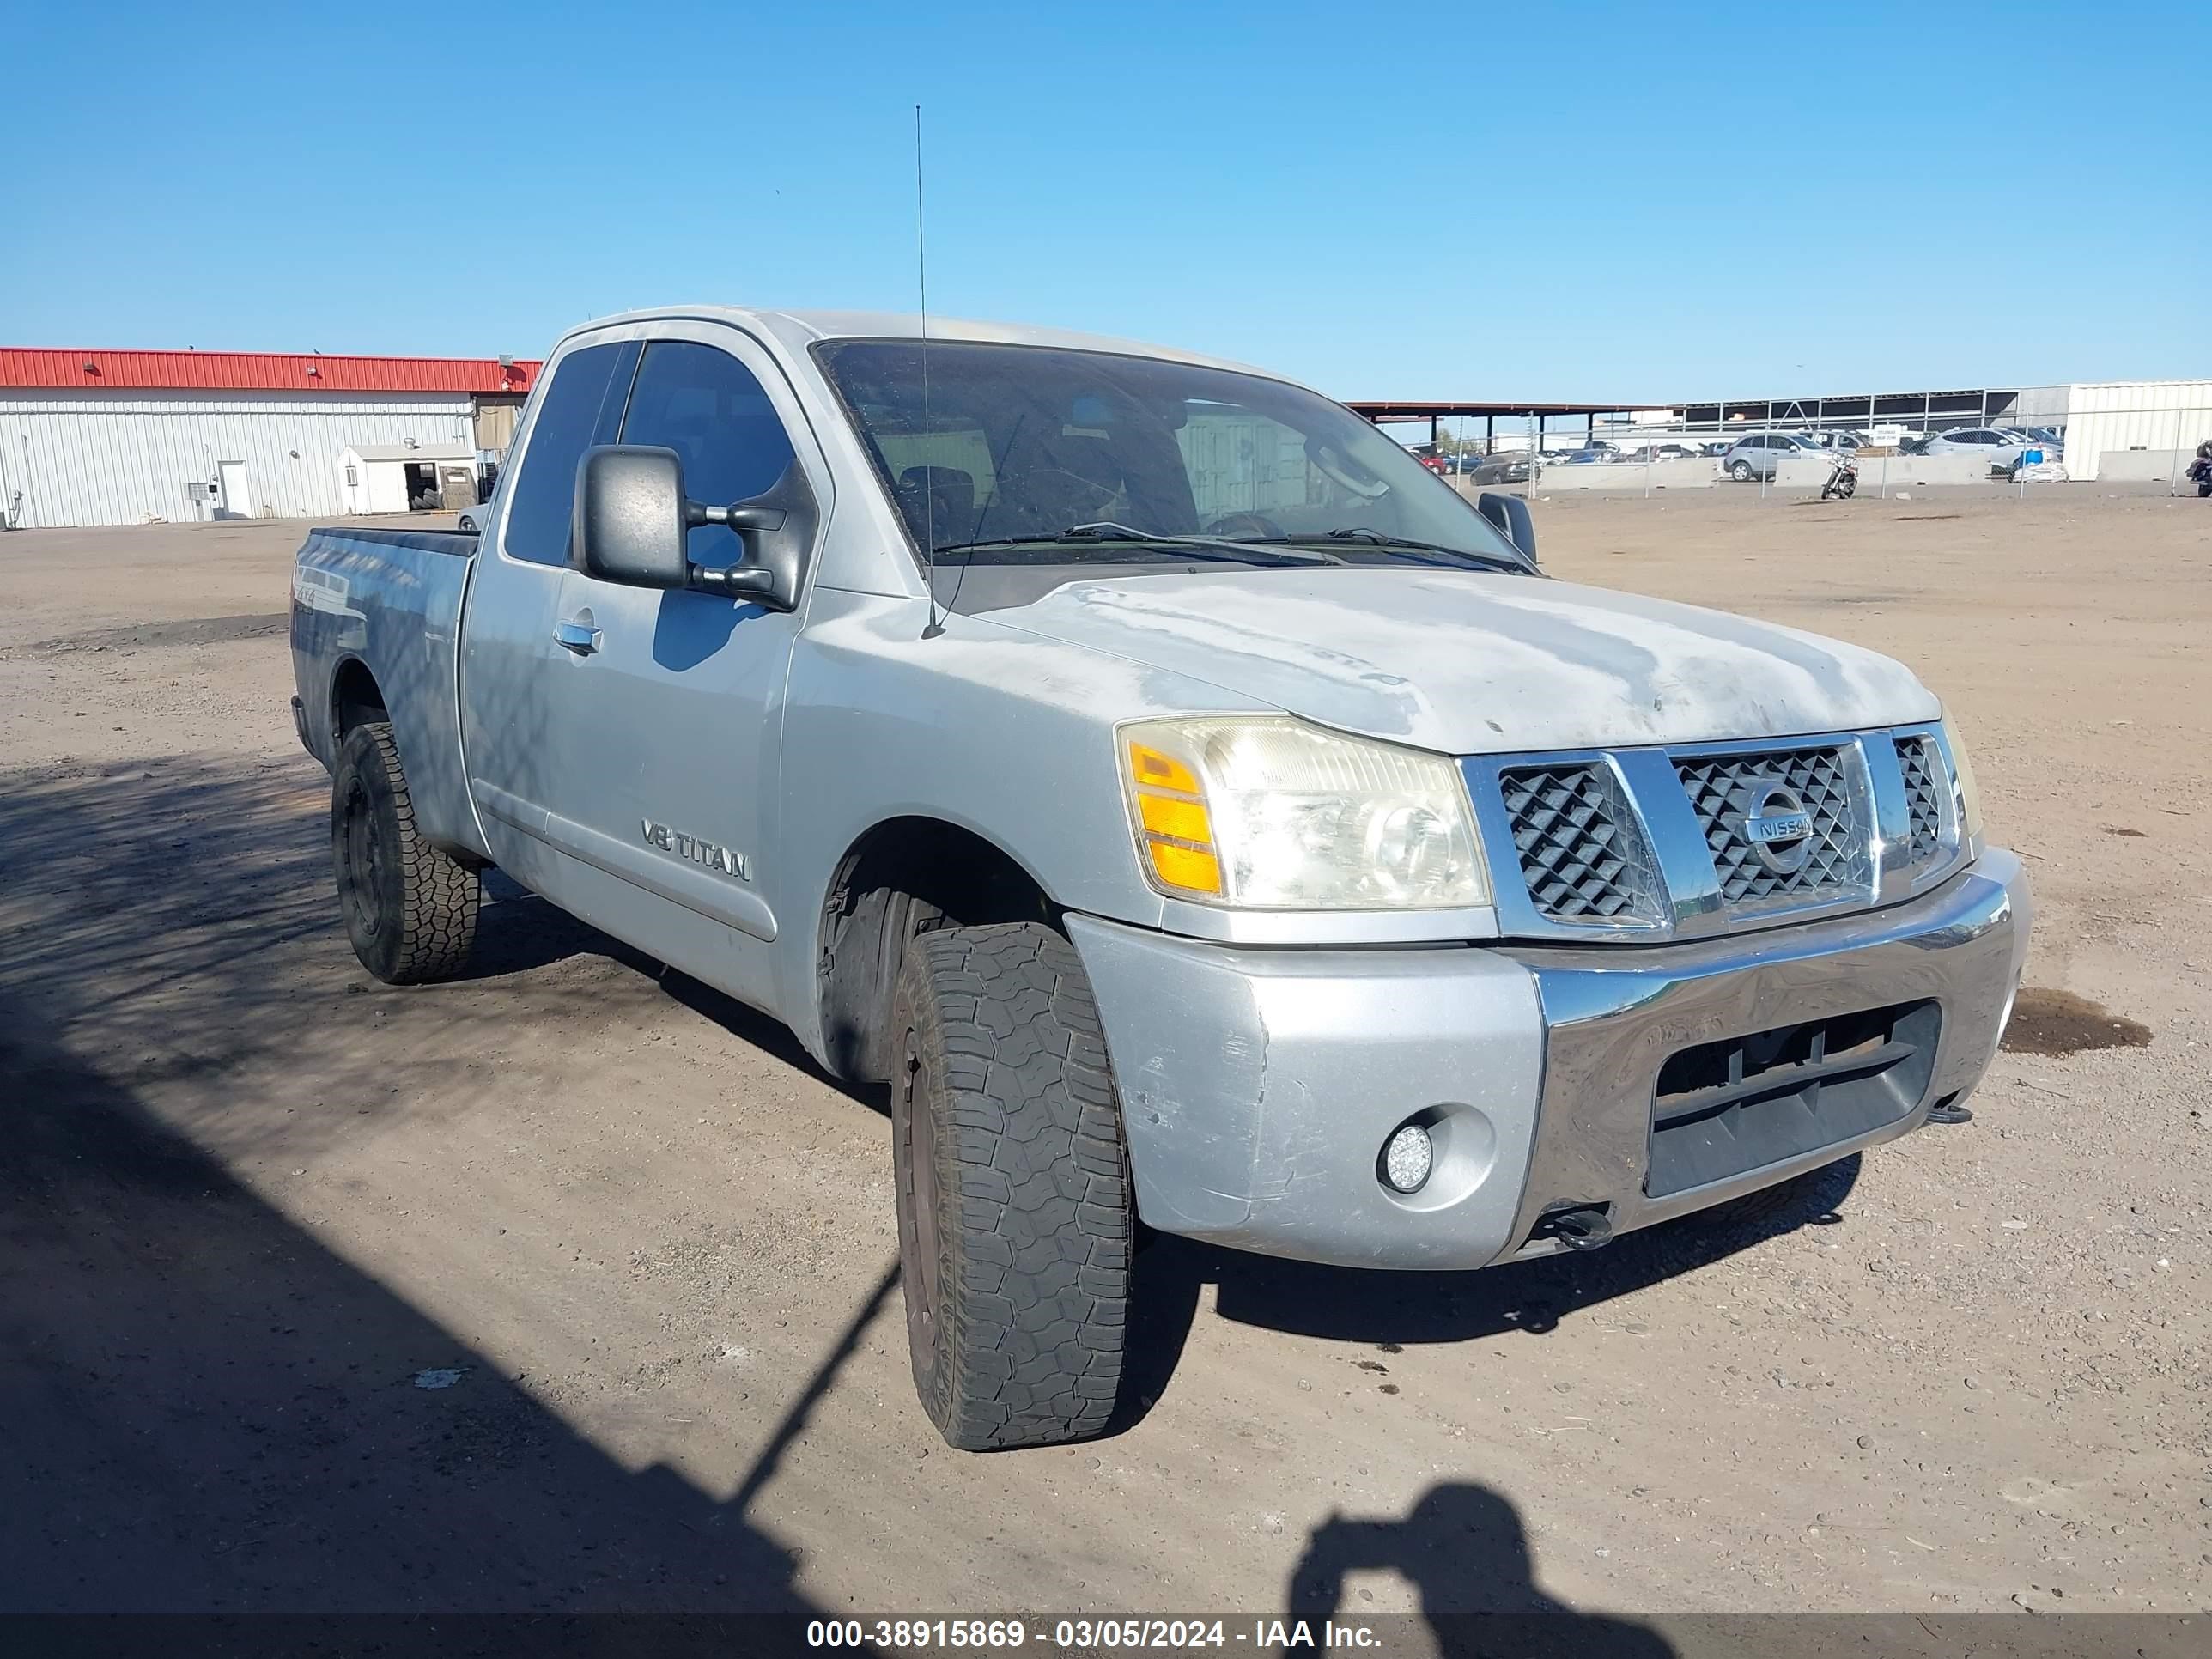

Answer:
[1345,398,1666,452]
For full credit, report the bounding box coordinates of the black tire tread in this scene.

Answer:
[333,722,478,984]
[896,921,1131,1450]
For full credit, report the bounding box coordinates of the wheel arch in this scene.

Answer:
[329,655,388,744]
[815,814,1058,1084]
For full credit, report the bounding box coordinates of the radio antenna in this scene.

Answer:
[915,103,944,640]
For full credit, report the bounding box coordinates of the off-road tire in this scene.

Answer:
[890,922,1132,1450]
[331,721,478,985]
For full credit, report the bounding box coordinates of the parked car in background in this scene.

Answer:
[1614,443,1701,465]
[1720,432,1826,481]
[1923,428,2027,459]
[1461,452,1531,484]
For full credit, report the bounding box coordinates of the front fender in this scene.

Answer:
[771,588,1262,1060]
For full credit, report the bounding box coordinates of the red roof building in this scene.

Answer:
[0,348,540,529]
[0,348,538,394]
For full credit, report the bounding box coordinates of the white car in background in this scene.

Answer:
[1923,427,2027,459]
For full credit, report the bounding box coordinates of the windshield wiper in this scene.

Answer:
[1235,529,1528,571]
[929,522,1341,568]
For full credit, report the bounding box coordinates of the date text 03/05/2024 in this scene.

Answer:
[805,1620,1382,1650]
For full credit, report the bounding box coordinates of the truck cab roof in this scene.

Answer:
[555,306,1286,384]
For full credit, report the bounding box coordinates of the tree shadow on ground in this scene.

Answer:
[0,756,896,1641]
[0,1007,871,1632]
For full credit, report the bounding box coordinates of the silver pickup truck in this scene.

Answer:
[291,307,2030,1451]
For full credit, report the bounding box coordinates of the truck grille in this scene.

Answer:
[1473,728,1961,940]
[1674,745,1861,905]
[1498,763,1656,923]
[1895,736,1945,864]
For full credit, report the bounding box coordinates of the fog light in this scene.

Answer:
[1381,1121,1433,1194]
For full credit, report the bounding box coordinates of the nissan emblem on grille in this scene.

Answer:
[1737,779,1816,876]
[1674,744,1864,907]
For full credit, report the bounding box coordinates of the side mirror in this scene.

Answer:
[1477,490,1538,562]
[571,445,812,611]
[573,446,690,588]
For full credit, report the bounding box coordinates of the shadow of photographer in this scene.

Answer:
[1287,1483,1674,1657]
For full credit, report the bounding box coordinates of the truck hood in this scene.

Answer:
[988,568,1939,753]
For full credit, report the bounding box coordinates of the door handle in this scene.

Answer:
[553,619,601,655]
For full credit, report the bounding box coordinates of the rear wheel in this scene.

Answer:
[331,722,479,984]
[1729,459,1754,482]
[890,922,1133,1449]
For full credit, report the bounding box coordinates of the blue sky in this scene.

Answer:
[5,2,2203,402]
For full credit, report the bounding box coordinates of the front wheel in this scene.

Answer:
[890,922,1133,1449]
[331,722,479,984]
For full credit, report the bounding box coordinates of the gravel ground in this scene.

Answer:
[1,489,2204,1636]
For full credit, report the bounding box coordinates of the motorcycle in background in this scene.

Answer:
[1820,456,1859,500]
[2189,441,2212,499]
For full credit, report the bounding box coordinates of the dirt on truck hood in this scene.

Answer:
[991,567,1940,754]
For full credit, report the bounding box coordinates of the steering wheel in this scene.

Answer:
[1202,512,1285,539]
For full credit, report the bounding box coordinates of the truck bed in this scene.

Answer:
[290,525,483,856]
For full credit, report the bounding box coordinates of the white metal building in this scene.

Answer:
[0,348,537,529]
[2046,380,2212,482]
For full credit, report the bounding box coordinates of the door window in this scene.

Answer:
[618,342,798,568]
[503,341,633,566]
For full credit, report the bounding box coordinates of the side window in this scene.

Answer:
[619,341,798,567]
[503,341,630,566]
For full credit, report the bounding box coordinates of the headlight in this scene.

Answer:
[1940,710,1984,842]
[1119,716,1488,910]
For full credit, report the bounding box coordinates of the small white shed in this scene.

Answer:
[340,442,480,515]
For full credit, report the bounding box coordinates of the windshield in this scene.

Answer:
[814,340,1530,569]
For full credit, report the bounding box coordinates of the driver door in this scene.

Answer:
[528,327,827,1013]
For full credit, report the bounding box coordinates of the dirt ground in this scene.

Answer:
[2,489,2206,1638]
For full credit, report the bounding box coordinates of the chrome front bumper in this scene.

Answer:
[1066,849,2029,1271]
